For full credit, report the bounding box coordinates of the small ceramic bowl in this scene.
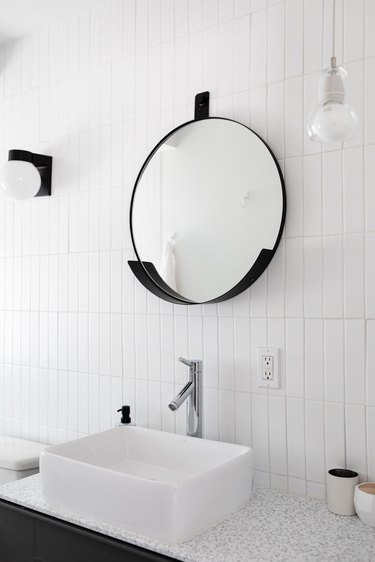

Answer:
[354,482,375,527]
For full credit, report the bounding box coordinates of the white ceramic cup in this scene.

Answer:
[327,468,359,515]
[354,482,375,527]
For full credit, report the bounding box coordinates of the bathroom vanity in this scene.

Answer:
[0,497,172,562]
[1,475,375,562]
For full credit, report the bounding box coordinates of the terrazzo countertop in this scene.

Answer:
[1,474,375,561]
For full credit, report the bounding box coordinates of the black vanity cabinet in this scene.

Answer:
[0,499,176,562]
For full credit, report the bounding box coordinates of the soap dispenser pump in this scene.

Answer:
[116,405,136,427]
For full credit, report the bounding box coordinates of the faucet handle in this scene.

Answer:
[178,357,202,374]
[178,356,194,367]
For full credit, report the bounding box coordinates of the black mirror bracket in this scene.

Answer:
[194,91,210,120]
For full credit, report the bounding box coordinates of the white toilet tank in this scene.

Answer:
[0,436,46,485]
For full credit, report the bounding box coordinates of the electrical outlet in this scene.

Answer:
[257,347,280,388]
[262,355,274,380]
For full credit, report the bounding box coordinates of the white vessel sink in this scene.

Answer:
[40,426,253,542]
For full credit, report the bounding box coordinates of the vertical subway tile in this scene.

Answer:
[250,9,267,88]
[367,407,375,481]
[203,316,219,388]
[234,317,251,393]
[305,319,324,401]
[365,57,375,145]
[251,393,269,472]
[203,387,219,440]
[303,154,322,236]
[284,157,303,238]
[78,314,89,373]
[287,398,306,479]
[344,61,364,149]
[267,81,284,159]
[218,317,235,390]
[365,145,375,232]
[345,319,365,404]
[322,151,343,235]
[303,72,322,156]
[250,273,267,317]
[346,404,367,480]
[285,77,303,158]
[365,0,375,57]
[324,319,345,403]
[268,396,287,475]
[175,0,188,37]
[365,233,375,318]
[267,239,285,318]
[323,236,343,318]
[305,400,325,483]
[235,0,250,17]
[366,321,375,406]
[304,0,323,74]
[134,314,148,379]
[343,147,364,234]
[161,0,174,42]
[343,233,364,318]
[234,15,250,92]
[307,482,326,500]
[250,85,267,139]
[251,0,267,10]
[204,1,218,27]
[286,319,304,398]
[218,0,233,22]
[288,477,307,496]
[344,0,364,62]
[268,319,286,396]
[235,392,252,446]
[325,401,346,471]
[267,2,285,83]
[218,21,234,96]
[285,0,303,78]
[122,315,135,379]
[304,237,323,318]
[219,389,235,443]
[285,237,304,317]
[160,315,174,384]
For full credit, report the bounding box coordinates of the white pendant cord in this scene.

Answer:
[331,0,336,67]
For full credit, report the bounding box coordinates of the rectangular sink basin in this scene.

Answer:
[40,426,253,542]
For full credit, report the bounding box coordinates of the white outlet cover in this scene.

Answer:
[257,347,280,389]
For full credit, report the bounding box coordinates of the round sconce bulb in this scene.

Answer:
[307,64,358,143]
[0,160,41,200]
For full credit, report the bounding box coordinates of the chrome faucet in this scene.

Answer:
[168,357,202,438]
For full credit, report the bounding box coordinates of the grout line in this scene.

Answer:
[362,0,368,482]
[340,0,348,471]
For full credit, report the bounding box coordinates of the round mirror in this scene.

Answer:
[130,117,286,304]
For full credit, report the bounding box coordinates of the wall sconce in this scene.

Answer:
[0,149,52,200]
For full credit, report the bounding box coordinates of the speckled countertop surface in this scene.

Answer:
[1,475,375,561]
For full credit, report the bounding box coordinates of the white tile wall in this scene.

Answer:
[0,0,374,498]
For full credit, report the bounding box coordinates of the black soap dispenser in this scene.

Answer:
[116,405,136,427]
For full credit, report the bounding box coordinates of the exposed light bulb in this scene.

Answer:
[0,160,41,200]
[307,62,358,143]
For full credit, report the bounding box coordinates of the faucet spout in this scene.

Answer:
[168,381,194,411]
[168,357,202,438]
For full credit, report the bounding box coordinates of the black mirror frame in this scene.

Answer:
[128,93,286,305]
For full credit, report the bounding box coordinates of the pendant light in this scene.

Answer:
[306,0,357,143]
